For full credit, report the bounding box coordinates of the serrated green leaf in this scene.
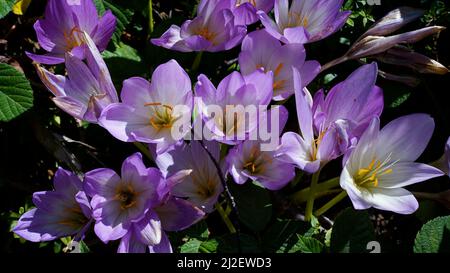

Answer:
[104,1,134,44]
[288,235,324,253]
[262,219,310,253]
[0,0,15,18]
[103,42,141,62]
[0,63,33,122]
[102,42,147,87]
[229,181,272,232]
[414,216,450,253]
[93,0,106,15]
[180,239,202,253]
[330,208,375,253]
[200,239,219,253]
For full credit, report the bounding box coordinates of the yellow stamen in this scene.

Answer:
[145,102,176,130]
[274,63,284,77]
[273,79,286,90]
[196,27,216,42]
[354,156,396,188]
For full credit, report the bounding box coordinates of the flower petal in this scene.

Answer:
[379,162,444,189]
[376,114,435,162]
[155,197,205,231]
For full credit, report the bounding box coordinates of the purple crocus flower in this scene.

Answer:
[27,0,116,64]
[84,153,204,253]
[35,32,118,123]
[195,69,273,144]
[239,29,320,101]
[154,141,224,213]
[118,195,204,253]
[280,63,383,173]
[258,0,351,44]
[13,168,92,242]
[311,63,384,154]
[233,0,275,25]
[151,0,246,52]
[99,60,193,154]
[226,106,296,190]
[340,115,444,214]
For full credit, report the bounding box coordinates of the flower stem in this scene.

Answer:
[314,191,348,217]
[133,142,153,161]
[320,56,349,73]
[148,0,154,35]
[215,203,237,234]
[198,139,242,252]
[191,51,203,74]
[305,170,321,222]
[291,176,340,203]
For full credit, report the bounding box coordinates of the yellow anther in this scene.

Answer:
[354,156,396,188]
[274,63,284,77]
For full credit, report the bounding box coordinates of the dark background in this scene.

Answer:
[0,0,449,253]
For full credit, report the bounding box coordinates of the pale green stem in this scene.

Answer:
[191,51,203,74]
[148,0,154,34]
[305,170,321,222]
[314,191,348,217]
[133,142,153,161]
[291,176,340,203]
[215,203,236,234]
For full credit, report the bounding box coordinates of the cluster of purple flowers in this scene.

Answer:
[14,0,446,252]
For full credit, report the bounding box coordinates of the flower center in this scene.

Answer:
[243,146,272,175]
[287,11,309,29]
[235,0,257,7]
[115,184,138,210]
[58,205,88,228]
[310,130,326,161]
[354,155,397,188]
[63,27,83,50]
[215,108,243,137]
[196,27,217,42]
[191,172,218,199]
[272,63,286,90]
[145,102,177,130]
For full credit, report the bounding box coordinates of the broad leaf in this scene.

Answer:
[0,0,15,18]
[288,235,324,253]
[330,208,376,253]
[0,63,33,122]
[229,181,272,232]
[414,216,450,253]
[262,219,310,253]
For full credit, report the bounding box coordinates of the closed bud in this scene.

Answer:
[360,7,424,40]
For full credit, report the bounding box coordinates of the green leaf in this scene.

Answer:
[199,239,219,253]
[324,73,338,84]
[346,18,355,27]
[0,0,15,18]
[262,219,310,253]
[103,42,141,62]
[288,235,324,253]
[0,63,33,122]
[93,0,106,15]
[104,1,134,44]
[180,239,202,253]
[330,208,375,253]
[414,216,450,253]
[102,43,147,87]
[229,181,272,232]
[184,220,209,240]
